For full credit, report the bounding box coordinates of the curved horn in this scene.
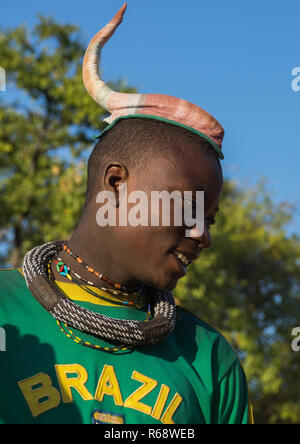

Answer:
[82,4,225,155]
[83,3,140,116]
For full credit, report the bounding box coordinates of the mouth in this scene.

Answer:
[170,249,195,277]
[173,250,192,267]
[166,247,200,278]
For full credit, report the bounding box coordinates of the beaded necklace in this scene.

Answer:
[56,321,132,353]
[24,241,177,350]
[48,260,152,353]
[53,259,146,308]
[62,243,143,294]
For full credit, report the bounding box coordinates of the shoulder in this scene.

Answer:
[0,267,25,282]
[176,306,243,380]
[0,267,23,274]
[0,268,27,298]
[177,305,231,345]
[174,307,252,424]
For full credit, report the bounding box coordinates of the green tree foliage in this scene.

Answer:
[174,180,300,424]
[0,17,136,266]
[1,18,300,425]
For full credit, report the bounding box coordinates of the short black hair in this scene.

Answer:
[85,117,221,206]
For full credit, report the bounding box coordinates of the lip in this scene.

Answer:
[171,252,187,276]
[170,248,200,263]
[167,248,200,277]
[175,250,199,263]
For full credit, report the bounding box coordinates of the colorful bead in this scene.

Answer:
[56,320,133,354]
[62,243,143,294]
[53,258,147,309]
[49,262,151,354]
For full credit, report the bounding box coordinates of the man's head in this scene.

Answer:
[74,4,226,292]
[85,117,221,201]
[79,117,223,292]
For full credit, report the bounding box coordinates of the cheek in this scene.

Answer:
[119,227,184,290]
[127,226,181,262]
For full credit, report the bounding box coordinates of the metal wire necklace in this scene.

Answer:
[47,261,151,354]
[23,241,177,349]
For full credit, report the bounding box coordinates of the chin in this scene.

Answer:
[141,266,181,293]
[151,275,180,293]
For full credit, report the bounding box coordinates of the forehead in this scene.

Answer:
[148,141,222,185]
[134,141,223,213]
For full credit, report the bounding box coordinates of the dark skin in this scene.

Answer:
[51,137,223,294]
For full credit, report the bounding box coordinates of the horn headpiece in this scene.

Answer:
[83,3,224,159]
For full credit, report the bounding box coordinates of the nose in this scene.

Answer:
[189,222,211,249]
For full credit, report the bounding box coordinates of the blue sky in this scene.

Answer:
[1,0,300,234]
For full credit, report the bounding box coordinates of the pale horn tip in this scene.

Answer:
[112,3,128,25]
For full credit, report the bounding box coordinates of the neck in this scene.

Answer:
[51,220,140,292]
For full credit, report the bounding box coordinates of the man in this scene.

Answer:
[0,4,253,424]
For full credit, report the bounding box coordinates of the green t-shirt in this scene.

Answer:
[0,269,252,424]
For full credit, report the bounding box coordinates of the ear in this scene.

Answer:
[103,162,129,206]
